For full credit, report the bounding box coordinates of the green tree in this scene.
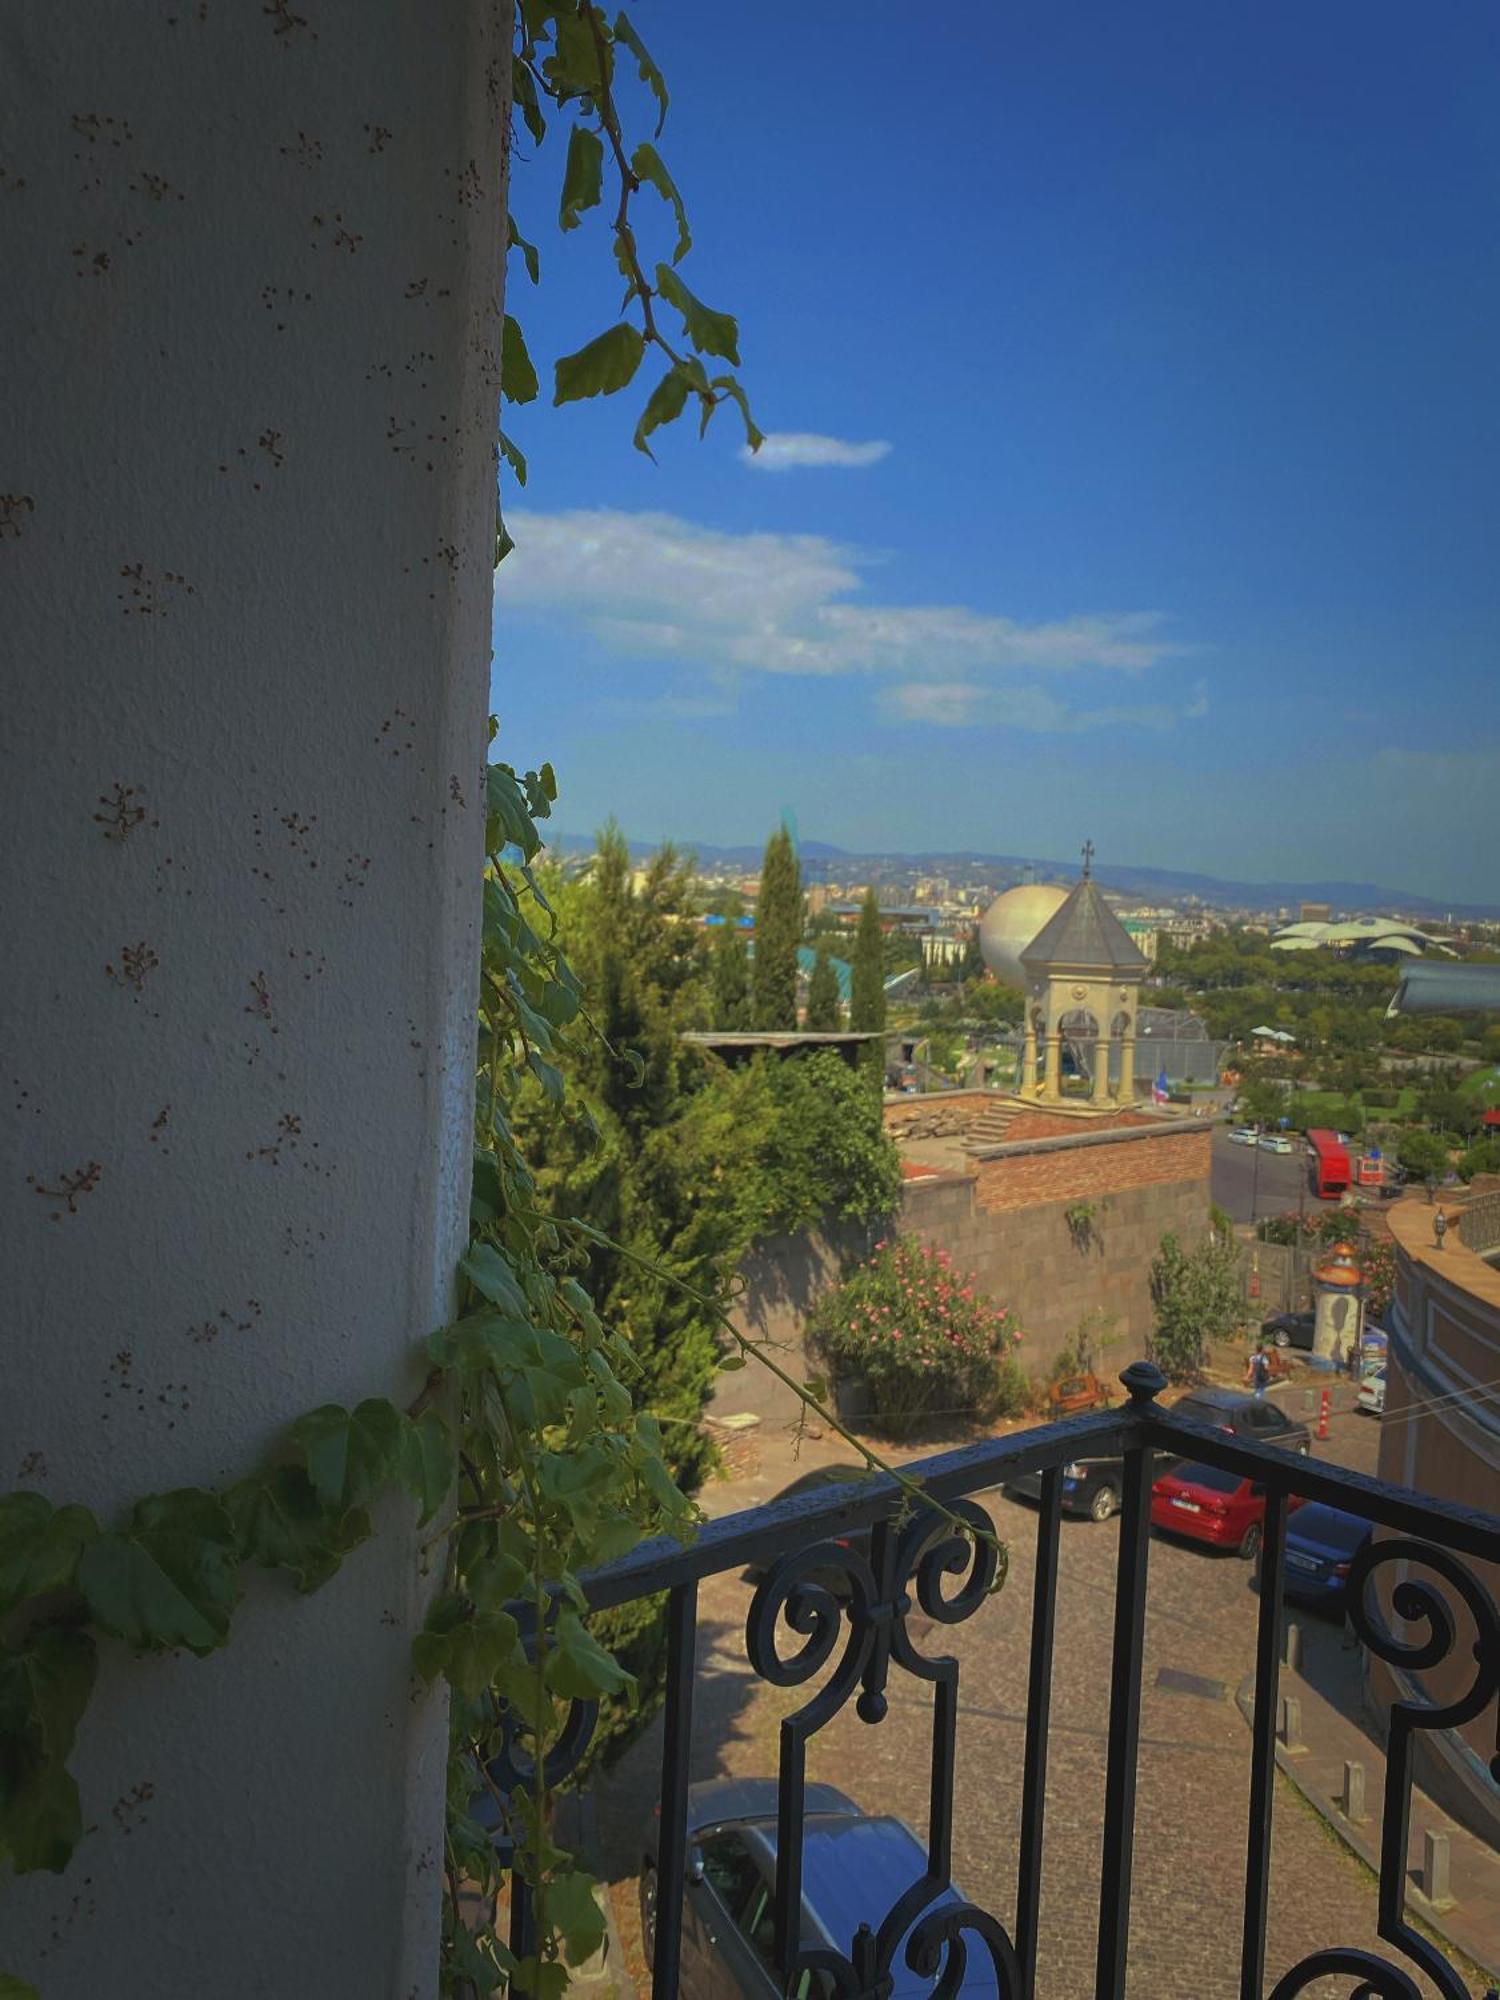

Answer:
[729,1049,902,1239]
[1397,1127,1452,1181]
[850,887,887,1085]
[805,939,843,1030]
[710,920,751,1028]
[752,823,802,1029]
[1149,1230,1246,1381]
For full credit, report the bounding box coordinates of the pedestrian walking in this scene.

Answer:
[1245,1343,1270,1399]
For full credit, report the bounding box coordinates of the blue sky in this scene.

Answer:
[494,2,1500,903]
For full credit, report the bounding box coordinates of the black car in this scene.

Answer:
[1170,1385,1312,1455]
[1262,1311,1315,1352]
[639,1779,1004,1997]
[1007,1456,1126,1522]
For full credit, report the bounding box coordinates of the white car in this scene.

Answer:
[1258,1133,1296,1155]
[1357,1367,1386,1417]
[1228,1126,1259,1146]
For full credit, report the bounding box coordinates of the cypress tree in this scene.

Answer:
[850,887,887,1084]
[752,823,803,1029]
[804,939,842,1030]
[710,921,751,1028]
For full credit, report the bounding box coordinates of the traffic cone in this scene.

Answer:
[1317,1388,1330,1440]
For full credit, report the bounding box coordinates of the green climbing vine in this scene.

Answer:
[2,12,1005,1998]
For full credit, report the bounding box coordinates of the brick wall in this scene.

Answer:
[972,1126,1209,1214]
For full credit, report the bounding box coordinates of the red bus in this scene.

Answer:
[1306,1127,1351,1200]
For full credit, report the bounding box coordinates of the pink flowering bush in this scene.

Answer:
[809,1238,1027,1430]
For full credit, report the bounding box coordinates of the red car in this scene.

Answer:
[1150,1461,1300,1559]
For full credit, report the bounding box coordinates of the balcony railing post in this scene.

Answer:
[1094,1360,1164,1999]
[1015,1462,1062,2000]
[651,1581,698,2000]
[1239,1486,1287,1999]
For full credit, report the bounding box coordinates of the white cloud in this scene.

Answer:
[742,432,893,472]
[880,677,1211,734]
[500,509,1191,694]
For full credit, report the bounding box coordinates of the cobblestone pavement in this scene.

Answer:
[593,1392,1492,1998]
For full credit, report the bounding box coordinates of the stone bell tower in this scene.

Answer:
[1018,844,1148,1106]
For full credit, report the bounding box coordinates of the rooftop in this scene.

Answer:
[1019,876,1149,977]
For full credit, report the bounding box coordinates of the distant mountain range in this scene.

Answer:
[546,831,1499,920]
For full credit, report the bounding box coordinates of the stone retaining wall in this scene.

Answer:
[713,1124,1211,1427]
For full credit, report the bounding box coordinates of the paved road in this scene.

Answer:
[1211,1127,1315,1226]
[594,1393,1479,1999]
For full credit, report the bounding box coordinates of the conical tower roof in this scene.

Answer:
[1019,874,1147,976]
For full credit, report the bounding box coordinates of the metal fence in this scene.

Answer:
[498,1364,1500,2000]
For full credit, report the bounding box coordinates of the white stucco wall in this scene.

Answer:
[1,5,508,1991]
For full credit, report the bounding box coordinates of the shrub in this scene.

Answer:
[809,1238,1025,1431]
[1361,1235,1396,1322]
[1459,1136,1500,1183]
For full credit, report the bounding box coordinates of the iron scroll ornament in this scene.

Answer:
[1269,1537,1500,2000]
[745,1502,1020,1998]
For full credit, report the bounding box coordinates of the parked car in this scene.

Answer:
[1169,1385,1313,1455]
[1227,1125,1260,1146]
[1008,1455,1124,1522]
[1257,1133,1297,1155]
[639,1779,1004,1996]
[1356,1366,1387,1417]
[1262,1311,1316,1352]
[1150,1461,1297,1558]
[1280,1502,1372,1610]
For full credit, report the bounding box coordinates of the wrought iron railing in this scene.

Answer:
[499,1362,1500,2000]
[1459,1192,1500,1257]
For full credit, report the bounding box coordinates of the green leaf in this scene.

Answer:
[527,1049,564,1105]
[631,143,690,263]
[0,1975,42,1998]
[289,1400,408,1514]
[462,1242,530,1317]
[614,12,669,136]
[499,430,528,488]
[654,264,740,365]
[0,1492,98,1618]
[501,315,539,406]
[545,12,607,100]
[717,1352,746,1372]
[507,214,540,285]
[632,365,692,459]
[710,373,764,452]
[77,1490,237,1656]
[549,1869,607,1965]
[554,323,645,405]
[545,1608,636,1702]
[512,60,547,148]
[486,762,544,860]
[412,1606,520,1699]
[226,1466,371,1592]
[0,1627,95,1872]
[558,123,604,233]
[397,1409,456,1526]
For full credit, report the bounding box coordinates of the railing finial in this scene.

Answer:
[1119,1359,1167,1405]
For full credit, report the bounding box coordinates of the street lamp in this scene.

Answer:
[1249,1121,1263,1226]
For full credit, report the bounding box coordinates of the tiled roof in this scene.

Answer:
[1019,878,1149,975]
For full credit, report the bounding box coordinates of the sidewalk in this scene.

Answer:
[1235,1610,1500,1989]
